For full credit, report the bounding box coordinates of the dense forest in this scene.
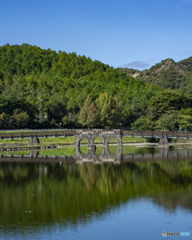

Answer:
[1,44,192,130]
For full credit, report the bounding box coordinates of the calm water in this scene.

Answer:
[0,145,192,239]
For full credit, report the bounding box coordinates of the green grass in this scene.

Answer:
[39,147,75,156]
[0,139,29,144]
[40,137,75,144]
[0,150,31,155]
[94,146,104,155]
[0,136,146,148]
[0,144,153,156]
[0,147,75,156]
[122,136,146,143]
[108,146,118,153]
[79,146,88,154]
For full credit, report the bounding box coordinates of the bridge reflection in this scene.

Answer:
[122,147,192,162]
[75,147,122,164]
[1,146,192,163]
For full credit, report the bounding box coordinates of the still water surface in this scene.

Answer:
[0,145,192,239]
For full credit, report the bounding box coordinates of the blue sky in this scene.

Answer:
[0,0,192,70]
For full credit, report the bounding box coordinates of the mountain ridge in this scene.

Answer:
[118,56,192,92]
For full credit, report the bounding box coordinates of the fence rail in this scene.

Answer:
[0,130,76,139]
[121,130,192,138]
[1,129,192,140]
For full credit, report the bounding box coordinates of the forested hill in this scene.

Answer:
[1,44,192,131]
[118,57,192,92]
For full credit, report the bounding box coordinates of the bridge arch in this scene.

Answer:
[108,138,118,145]
[103,137,122,148]
[92,137,104,145]
[79,138,89,145]
[94,146,105,156]
[79,146,88,154]
[108,145,118,154]
[76,137,92,148]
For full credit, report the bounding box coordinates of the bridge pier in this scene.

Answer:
[30,150,39,158]
[159,147,168,160]
[103,139,108,148]
[87,144,96,151]
[29,137,40,146]
[158,137,169,147]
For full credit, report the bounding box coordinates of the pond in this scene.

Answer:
[0,145,192,239]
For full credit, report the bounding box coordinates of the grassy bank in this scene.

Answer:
[0,136,146,147]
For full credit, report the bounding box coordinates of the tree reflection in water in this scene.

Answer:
[0,146,192,234]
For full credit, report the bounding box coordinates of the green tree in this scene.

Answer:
[131,117,155,130]
[178,115,192,130]
[78,95,99,128]
[0,112,9,129]
[180,108,192,116]
[12,109,29,128]
[158,112,178,131]
[96,93,123,128]
[149,90,189,118]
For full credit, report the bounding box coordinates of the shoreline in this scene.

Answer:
[1,141,192,153]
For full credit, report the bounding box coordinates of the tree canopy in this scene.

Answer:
[0,44,192,130]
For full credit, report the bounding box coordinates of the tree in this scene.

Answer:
[180,108,192,116]
[111,95,124,127]
[78,95,99,128]
[178,115,192,130]
[158,112,178,131]
[131,117,155,130]
[96,93,123,128]
[0,112,8,129]
[149,90,188,118]
[12,109,29,128]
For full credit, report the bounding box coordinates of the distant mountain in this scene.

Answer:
[118,57,192,93]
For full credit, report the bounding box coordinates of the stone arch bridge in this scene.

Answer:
[74,129,122,149]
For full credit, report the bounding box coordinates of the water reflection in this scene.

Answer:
[75,146,122,164]
[0,146,192,239]
[1,146,192,163]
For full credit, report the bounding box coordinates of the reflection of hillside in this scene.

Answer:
[151,190,192,212]
[79,164,99,191]
[122,145,159,155]
[0,158,192,232]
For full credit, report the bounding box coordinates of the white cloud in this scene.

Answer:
[122,61,150,69]
[120,59,158,70]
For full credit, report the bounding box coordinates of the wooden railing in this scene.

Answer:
[0,130,75,139]
[1,129,192,139]
[121,130,192,138]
